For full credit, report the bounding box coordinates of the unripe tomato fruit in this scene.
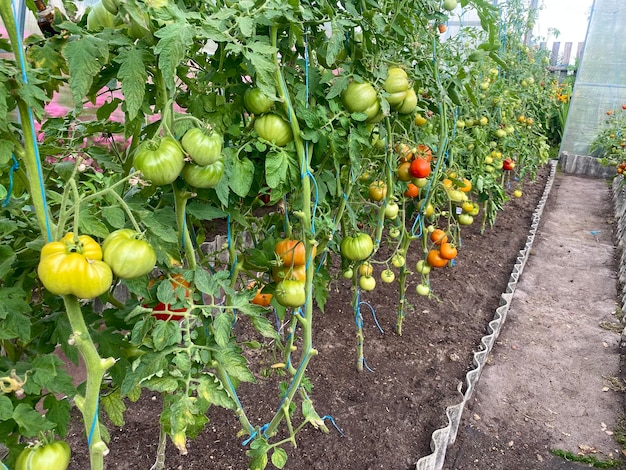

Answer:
[392,254,405,268]
[458,213,474,225]
[15,440,71,470]
[254,113,293,146]
[275,280,306,308]
[416,284,431,296]
[86,1,117,31]
[103,229,156,279]
[341,233,374,261]
[243,87,274,115]
[384,67,410,94]
[181,159,225,189]
[38,233,112,299]
[416,259,431,274]
[133,136,185,186]
[384,202,399,220]
[359,275,376,291]
[397,88,418,114]
[381,269,395,283]
[359,262,374,277]
[181,128,223,166]
[396,161,413,182]
[342,81,378,114]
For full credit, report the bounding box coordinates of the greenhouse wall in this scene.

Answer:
[559,0,626,176]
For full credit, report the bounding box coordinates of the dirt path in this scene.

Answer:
[446,172,625,469]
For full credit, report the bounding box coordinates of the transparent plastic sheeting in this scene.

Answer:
[560,0,626,157]
[414,160,558,470]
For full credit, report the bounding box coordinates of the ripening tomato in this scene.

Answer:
[272,264,307,283]
[181,128,223,166]
[439,242,458,260]
[133,136,185,186]
[359,261,374,277]
[368,180,388,201]
[427,249,449,268]
[38,233,112,299]
[410,158,431,179]
[430,229,448,245]
[275,239,316,267]
[459,178,472,192]
[254,113,293,146]
[404,183,419,198]
[381,269,395,283]
[396,161,413,182]
[414,144,433,162]
[148,274,192,321]
[458,213,474,225]
[251,288,273,307]
[103,229,156,279]
[15,440,71,470]
[275,280,306,308]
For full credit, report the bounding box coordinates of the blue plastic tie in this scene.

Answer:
[0,461,8,470]
[87,399,99,447]
[322,415,345,436]
[359,301,384,334]
[2,155,19,208]
[362,357,375,373]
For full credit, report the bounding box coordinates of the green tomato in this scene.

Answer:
[244,88,274,115]
[359,275,376,291]
[181,159,225,189]
[86,0,117,30]
[133,136,185,186]
[38,233,112,299]
[275,280,306,308]
[392,254,405,268]
[101,0,120,14]
[384,202,400,220]
[389,227,401,239]
[416,284,430,296]
[342,268,354,279]
[458,213,474,225]
[181,128,223,166]
[340,233,374,262]
[15,441,71,470]
[396,88,418,114]
[342,81,378,114]
[442,0,458,10]
[254,113,293,146]
[381,269,395,283]
[383,67,410,94]
[103,229,156,279]
[416,260,431,274]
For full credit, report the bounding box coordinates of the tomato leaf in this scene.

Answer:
[230,157,255,197]
[101,390,127,428]
[29,355,76,396]
[0,288,31,341]
[271,447,288,469]
[213,344,255,383]
[115,46,148,121]
[12,403,56,437]
[63,35,109,109]
[265,150,298,189]
[0,246,15,279]
[196,375,236,409]
[154,22,195,92]
[101,206,126,229]
[213,312,233,347]
[152,321,182,351]
[0,395,13,421]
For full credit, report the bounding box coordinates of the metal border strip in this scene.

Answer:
[415,159,559,470]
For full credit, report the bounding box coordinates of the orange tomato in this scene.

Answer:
[430,229,448,245]
[404,183,419,198]
[413,144,433,162]
[459,178,472,193]
[439,242,458,260]
[272,264,307,283]
[251,288,273,307]
[410,158,431,179]
[427,249,449,268]
[275,239,315,266]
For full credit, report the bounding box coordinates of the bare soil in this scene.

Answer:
[65,165,625,470]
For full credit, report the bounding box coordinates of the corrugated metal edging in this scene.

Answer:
[414,159,559,470]
[612,175,626,345]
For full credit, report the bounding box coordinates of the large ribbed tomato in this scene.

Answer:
[254,113,293,146]
[244,87,274,115]
[181,128,223,166]
[181,159,225,189]
[133,136,185,186]
[15,440,71,470]
[103,229,156,279]
[38,233,112,299]
[275,280,306,308]
[340,233,374,261]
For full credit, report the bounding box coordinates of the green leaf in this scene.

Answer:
[313,268,331,313]
[0,82,8,131]
[186,202,227,221]
[213,343,255,383]
[116,46,148,121]
[144,376,179,393]
[30,355,76,396]
[101,206,126,229]
[0,288,31,341]
[42,395,71,437]
[196,374,235,409]
[247,439,269,470]
[229,157,255,197]
[0,396,13,420]
[152,320,182,351]
[154,22,195,92]
[78,210,110,239]
[101,389,126,427]
[213,312,232,347]
[271,447,288,469]
[0,138,14,166]
[236,16,255,37]
[12,403,55,437]
[0,246,16,278]
[120,352,169,396]
[265,150,298,189]
[63,35,109,108]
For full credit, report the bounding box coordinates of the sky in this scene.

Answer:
[533,0,594,45]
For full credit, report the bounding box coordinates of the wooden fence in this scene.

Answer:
[539,41,585,70]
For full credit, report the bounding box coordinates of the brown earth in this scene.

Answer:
[65,164,626,470]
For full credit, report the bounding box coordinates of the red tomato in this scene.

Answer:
[409,158,431,179]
